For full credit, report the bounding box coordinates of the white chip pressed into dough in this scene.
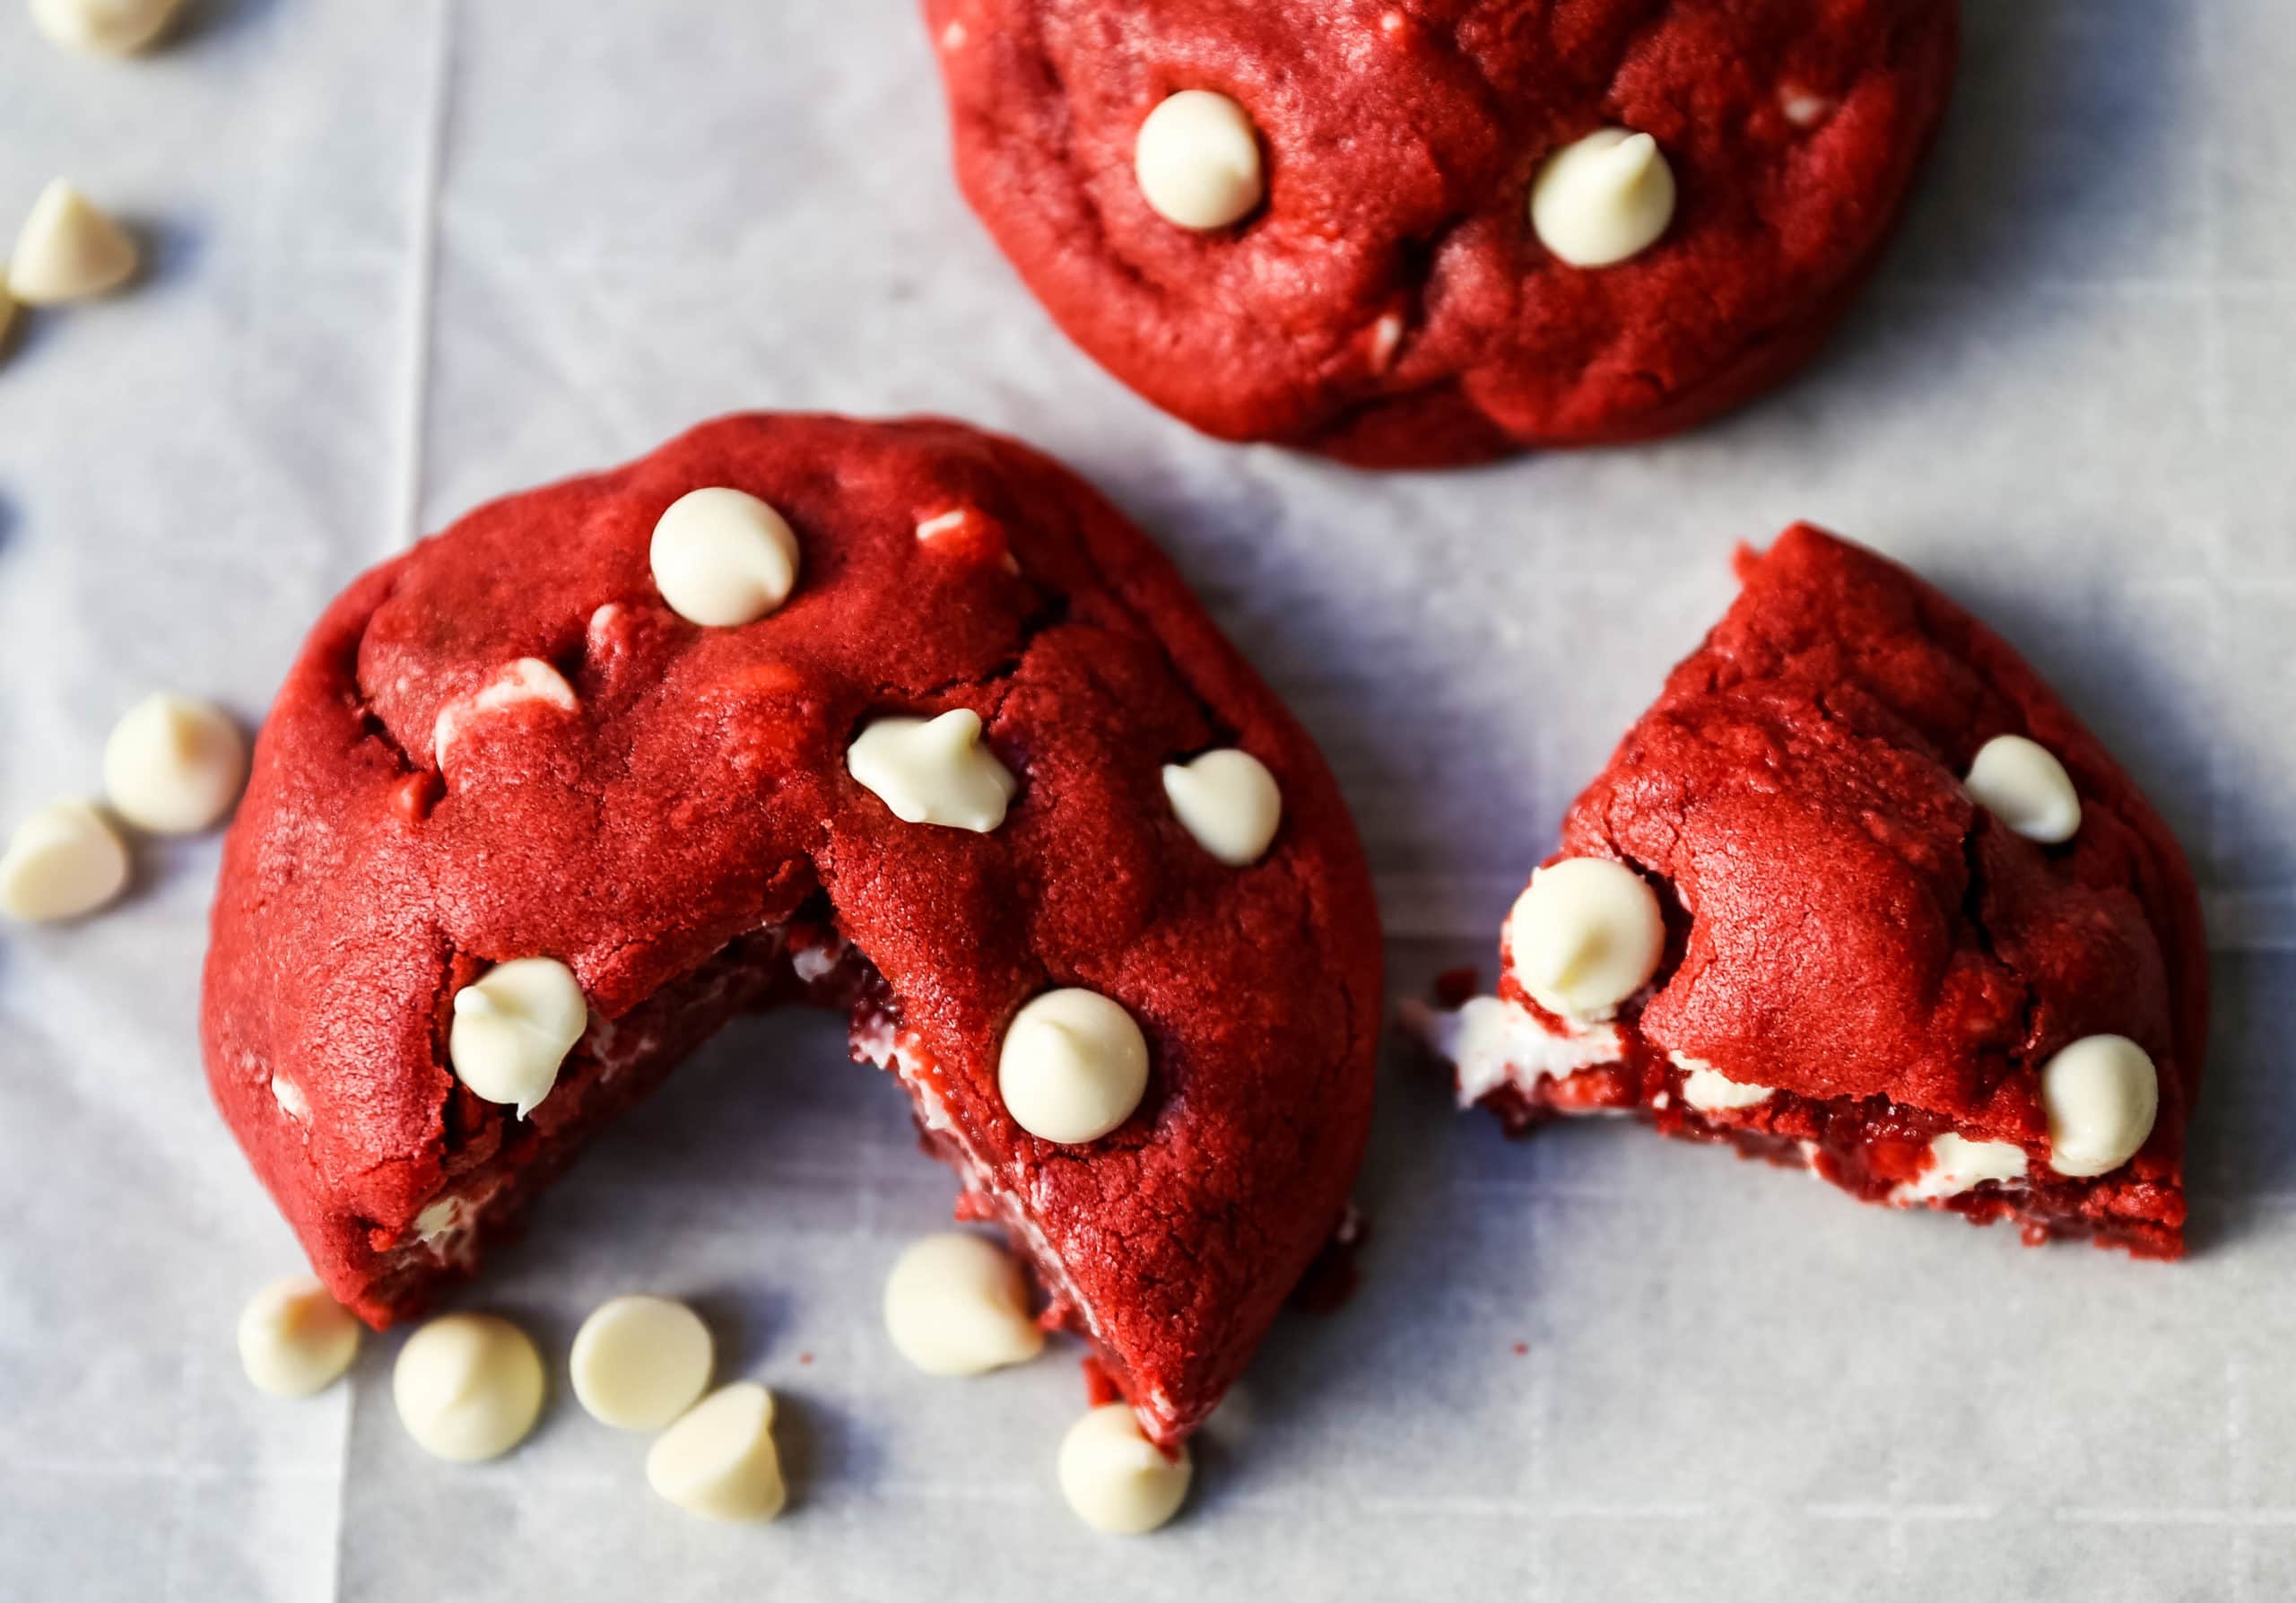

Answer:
[237,1276,361,1398]
[391,1311,546,1461]
[883,1233,1045,1377]
[447,956,588,1118]
[1506,857,1666,1024]
[101,692,248,834]
[847,709,1017,832]
[0,798,131,923]
[1161,748,1282,866]
[2040,1033,2159,1178]
[998,987,1151,1145]
[1892,1132,2029,1205]
[30,0,185,55]
[1134,90,1265,231]
[1057,1403,1192,1535]
[1964,733,2082,844]
[569,1294,714,1431]
[646,1381,787,1522]
[1529,128,1677,268]
[649,486,802,627]
[8,179,139,305]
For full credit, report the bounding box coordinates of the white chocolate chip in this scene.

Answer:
[8,179,139,305]
[1134,90,1265,231]
[271,1074,309,1122]
[1057,1403,1192,1535]
[0,799,130,923]
[883,1233,1045,1376]
[1161,748,1281,867]
[391,1311,545,1461]
[649,487,801,628]
[447,957,587,1118]
[1506,858,1665,1024]
[413,1197,467,1249]
[101,692,248,835]
[237,1276,361,1398]
[431,658,578,768]
[1892,1132,2028,1205]
[1965,734,2082,845]
[916,508,970,541]
[2041,1034,2159,1178]
[1529,128,1676,268]
[1780,87,1834,128]
[847,709,1017,832]
[1413,994,1625,1109]
[30,0,184,54]
[569,1294,713,1432]
[1673,1053,1775,1112]
[998,988,1151,1145]
[646,1382,787,1522]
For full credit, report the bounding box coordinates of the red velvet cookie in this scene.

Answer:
[202,414,1381,1443]
[1421,525,2206,1256]
[925,0,1958,466]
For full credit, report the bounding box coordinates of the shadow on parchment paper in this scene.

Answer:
[175,0,291,48]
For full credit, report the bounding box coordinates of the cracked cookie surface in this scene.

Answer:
[926,0,1959,466]
[202,414,1380,1443]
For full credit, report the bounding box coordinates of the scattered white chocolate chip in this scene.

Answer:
[1892,1132,2028,1205]
[569,1294,713,1432]
[1134,90,1265,231]
[1161,748,1281,867]
[649,487,801,628]
[413,1197,467,1250]
[847,709,1017,832]
[1411,994,1626,1109]
[447,957,587,1118]
[1529,127,1676,268]
[1506,857,1665,1024]
[271,1074,309,1122]
[2041,1034,2159,1178]
[30,0,184,54]
[431,658,578,768]
[8,179,139,305]
[1964,734,2082,845]
[237,1276,361,1398]
[391,1311,545,1462]
[1057,1403,1192,1535]
[100,692,248,835]
[0,799,130,922]
[1674,1053,1775,1112]
[1780,87,1834,128]
[883,1233,1044,1377]
[646,1382,787,1522]
[998,987,1151,1145]
[916,508,970,542]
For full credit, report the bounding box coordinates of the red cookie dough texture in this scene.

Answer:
[925,0,1959,466]
[1430,526,2206,1257]
[202,414,1381,1444]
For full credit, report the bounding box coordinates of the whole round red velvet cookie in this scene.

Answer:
[926,0,1959,466]
[201,414,1381,1444]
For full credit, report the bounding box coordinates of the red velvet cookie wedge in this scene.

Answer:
[925,0,1958,466]
[202,414,1381,1443]
[1421,525,2206,1256]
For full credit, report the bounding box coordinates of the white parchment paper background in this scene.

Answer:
[4,3,2294,1599]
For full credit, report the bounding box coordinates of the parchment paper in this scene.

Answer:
[4,3,2293,1599]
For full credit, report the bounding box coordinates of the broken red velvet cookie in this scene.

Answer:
[201,414,1381,1445]
[924,0,1959,466]
[1420,525,2206,1256]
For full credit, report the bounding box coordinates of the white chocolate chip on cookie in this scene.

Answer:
[646,1382,787,1522]
[448,957,588,1118]
[1892,1132,2028,1205]
[1058,1403,1192,1535]
[2041,1034,2159,1178]
[998,988,1150,1145]
[30,0,185,55]
[1135,91,1265,231]
[883,1233,1044,1376]
[1530,128,1676,268]
[1161,748,1281,867]
[431,658,578,769]
[0,799,130,923]
[649,487,801,627]
[238,1276,361,1398]
[392,1312,545,1461]
[1964,734,2082,844]
[570,1294,714,1432]
[1506,858,1665,1024]
[847,709,1016,832]
[102,693,248,834]
[9,179,139,305]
